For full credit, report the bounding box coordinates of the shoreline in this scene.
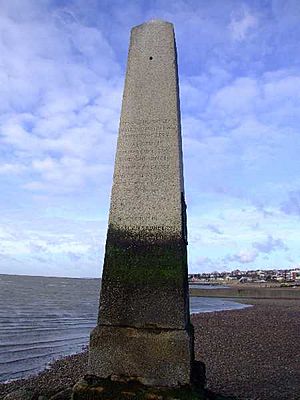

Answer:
[190,285,300,299]
[1,299,299,400]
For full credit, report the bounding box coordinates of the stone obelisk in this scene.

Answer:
[89,20,194,387]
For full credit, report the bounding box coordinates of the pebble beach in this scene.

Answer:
[1,298,299,400]
[193,298,300,400]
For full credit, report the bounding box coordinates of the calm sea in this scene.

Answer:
[0,274,249,383]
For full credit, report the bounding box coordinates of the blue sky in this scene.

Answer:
[1,0,300,277]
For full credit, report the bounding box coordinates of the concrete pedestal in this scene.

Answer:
[89,324,194,387]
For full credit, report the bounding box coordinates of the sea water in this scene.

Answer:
[0,274,250,383]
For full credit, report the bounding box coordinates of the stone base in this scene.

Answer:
[89,324,194,387]
[72,374,206,400]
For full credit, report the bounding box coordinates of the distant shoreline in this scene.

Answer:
[0,273,100,280]
[190,285,300,299]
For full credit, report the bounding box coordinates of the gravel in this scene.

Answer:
[192,299,300,400]
[0,350,88,399]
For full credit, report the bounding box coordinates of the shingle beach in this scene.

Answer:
[1,299,299,400]
[193,298,300,400]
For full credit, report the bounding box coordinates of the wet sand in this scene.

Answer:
[1,299,299,399]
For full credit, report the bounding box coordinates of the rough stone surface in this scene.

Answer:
[90,325,193,387]
[72,375,206,400]
[99,19,189,329]
[89,19,194,387]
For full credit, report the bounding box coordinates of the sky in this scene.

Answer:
[1,0,300,277]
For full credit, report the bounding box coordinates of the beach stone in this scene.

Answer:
[88,19,194,388]
[120,391,136,398]
[49,388,72,400]
[72,376,207,399]
[3,389,34,400]
[144,394,163,400]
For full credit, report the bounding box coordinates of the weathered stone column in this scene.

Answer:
[89,19,194,388]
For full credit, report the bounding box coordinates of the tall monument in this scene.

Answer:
[89,20,194,387]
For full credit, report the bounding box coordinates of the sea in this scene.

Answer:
[0,274,250,383]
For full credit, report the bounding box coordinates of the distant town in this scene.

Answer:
[189,268,300,285]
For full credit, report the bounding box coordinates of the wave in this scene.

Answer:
[0,338,87,355]
[0,335,89,348]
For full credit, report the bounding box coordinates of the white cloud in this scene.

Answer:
[0,215,105,277]
[281,191,300,216]
[210,77,259,115]
[206,224,223,235]
[226,249,258,264]
[0,163,26,175]
[24,156,113,193]
[252,235,288,253]
[229,7,258,41]
[0,2,122,194]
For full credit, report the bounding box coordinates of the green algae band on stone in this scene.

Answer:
[89,20,194,387]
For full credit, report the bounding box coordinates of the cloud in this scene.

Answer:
[252,202,274,218]
[210,77,259,115]
[191,256,223,273]
[0,163,27,175]
[252,235,288,253]
[24,156,113,193]
[0,215,105,277]
[206,224,223,235]
[0,1,122,194]
[229,6,258,41]
[280,191,300,216]
[195,256,211,267]
[225,249,258,264]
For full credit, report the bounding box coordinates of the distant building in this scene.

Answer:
[291,269,300,281]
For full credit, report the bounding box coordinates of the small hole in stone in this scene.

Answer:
[149,56,153,60]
